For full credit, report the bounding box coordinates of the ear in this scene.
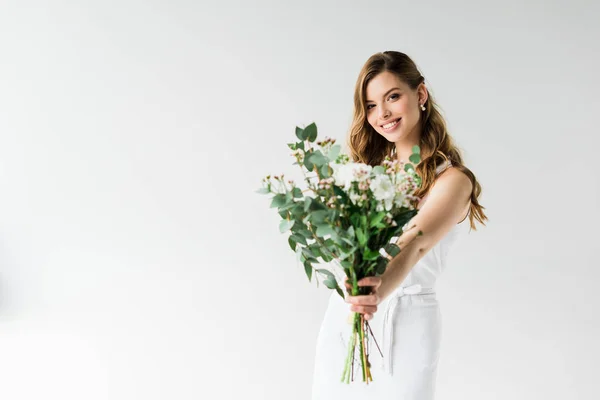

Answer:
[417,82,428,104]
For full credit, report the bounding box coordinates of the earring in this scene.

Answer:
[420,103,426,111]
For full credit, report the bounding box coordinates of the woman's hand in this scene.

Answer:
[344,276,383,321]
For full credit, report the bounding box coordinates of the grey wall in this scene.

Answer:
[0,1,598,399]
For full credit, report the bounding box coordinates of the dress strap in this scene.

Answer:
[435,160,452,175]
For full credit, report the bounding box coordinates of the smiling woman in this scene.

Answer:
[311,51,488,399]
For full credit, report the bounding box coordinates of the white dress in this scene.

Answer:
[311,161,470,399]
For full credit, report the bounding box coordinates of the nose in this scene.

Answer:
[378,106,390,121]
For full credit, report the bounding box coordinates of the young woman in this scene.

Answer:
[311,51,488,399]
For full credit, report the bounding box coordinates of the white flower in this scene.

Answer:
[369,174,395,202]
[349,191,362,205]
[332,163,354,190]
[333,162,372,190]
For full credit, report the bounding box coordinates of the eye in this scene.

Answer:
[366,93,400,111]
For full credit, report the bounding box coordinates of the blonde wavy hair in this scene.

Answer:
[347,51,488,230]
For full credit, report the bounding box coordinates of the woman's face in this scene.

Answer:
[365,71,426,144]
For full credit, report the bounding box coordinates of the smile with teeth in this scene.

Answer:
[382,118,401,130]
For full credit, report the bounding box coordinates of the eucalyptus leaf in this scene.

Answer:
[292,187,303,199]
[302,247,317,260]
[303,197,313,212]
[372,165,385,175]
[270,194,286,208]
[376,257,389,275]
[310,210,329,224]
[305,122,318,142]
[304,155,314,172]
[303,260,313,282]
[296,126,308,141]
[307,151,328,168]
[327,144,341,161]
[278,209,288,219]
[288,236,297,251]
[409,153,420,164]
[290,233,307,246]
[384,243,401,258]
[279,219,295,233]
[315,224,335,237]
[256,187,270,194]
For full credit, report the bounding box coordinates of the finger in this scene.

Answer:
[350,305,377,314]
[346,294,379,305]
[357,276,382,289]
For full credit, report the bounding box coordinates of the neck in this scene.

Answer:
[393,141,420,164]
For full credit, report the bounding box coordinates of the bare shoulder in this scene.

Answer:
[432,166,472,199]
[399,167,472,252]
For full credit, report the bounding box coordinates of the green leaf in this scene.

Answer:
[327,144,341,162]
[303,260,313,282]
[315,224,335,237]
[290,203,305,219]
[404,163,415,173]
[307,151,328,168]
[279,219,295,233]
[302,247,317,260]
[303,197,312,212]
[363,248,380,261]
[270,194,287,208]
[310,210,329,224]
[292,187,303,199]
[288,236,297,251]
[376,257,389,275]
[372,165,385,175]
[412,145,421,154]
[290,233,307,246]
[305,122,318,142]
[277,209,288,219]
[384,243,401,258]
[320,251,333,262]
[255,187,270,194]
[320,164,331,177]
[304,154,314,172]
[409,153,420,164]
[369,212,386,228]
[296,126,308,141]
[355,227,367,246]
[316,268,336,282]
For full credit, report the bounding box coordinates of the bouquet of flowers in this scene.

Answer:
[256,122,422,384]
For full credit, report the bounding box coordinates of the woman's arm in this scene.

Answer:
[378,168,472,301]
[345,167,473,317]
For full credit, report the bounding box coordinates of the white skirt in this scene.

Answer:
[311,285,442,399]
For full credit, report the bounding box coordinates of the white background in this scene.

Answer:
[0,1,598,399]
